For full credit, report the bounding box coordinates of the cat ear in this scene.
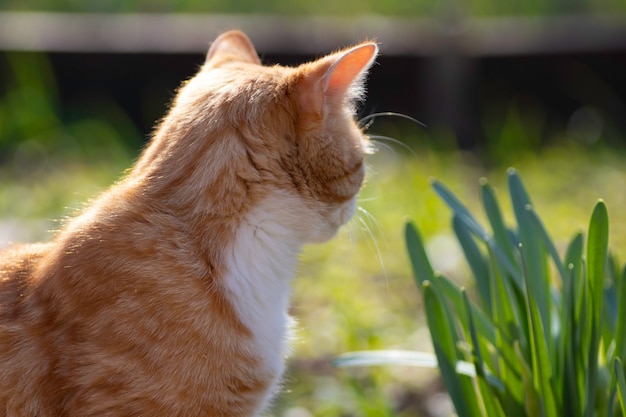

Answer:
[205,31,261,65]
[296,43,378,119]
[324,43,378,98]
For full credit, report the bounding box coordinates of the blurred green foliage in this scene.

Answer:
[0,53,141,220]
[1,0,625,16]
[0,53,141,167]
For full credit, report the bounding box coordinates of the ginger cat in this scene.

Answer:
[0,31,377,416]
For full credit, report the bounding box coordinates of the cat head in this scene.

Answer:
[135,31,378,244]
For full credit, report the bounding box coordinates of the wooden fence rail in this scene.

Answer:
[0,12,625,56]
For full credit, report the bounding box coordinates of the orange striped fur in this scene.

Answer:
[0,31,377,416]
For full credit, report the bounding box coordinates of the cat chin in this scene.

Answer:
[306,198,357,244]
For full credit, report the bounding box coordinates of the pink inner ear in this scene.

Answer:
[325,44,378,97]
[294,42,378,120]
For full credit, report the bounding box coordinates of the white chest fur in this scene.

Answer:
[220,192,307,406]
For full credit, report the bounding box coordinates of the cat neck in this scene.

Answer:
[222,189,306,309]
[219,190,306,388]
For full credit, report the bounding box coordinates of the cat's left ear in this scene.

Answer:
[296,42,378,119]
[205,30,261,66]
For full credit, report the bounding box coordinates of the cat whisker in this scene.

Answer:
[366,134,418,159]
[355,208,389,287]
[357,206,387,246]
[356,196,381,203]
[345,219,359,274]
[358,111,427,130]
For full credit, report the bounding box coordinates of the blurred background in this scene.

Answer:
[1,1,626,416]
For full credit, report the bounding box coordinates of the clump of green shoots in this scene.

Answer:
[336,168,626,417]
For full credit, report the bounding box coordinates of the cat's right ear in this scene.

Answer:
[294,42,378,121]
[205,31,261,66]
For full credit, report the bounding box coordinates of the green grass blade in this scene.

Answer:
[515,341,541,417]
[435,274,496,346]
[565,233,584,267]
[405,222,435,289]
[423,280,462,368]
[564,233,587,413]
[584,201,609,417]
[487,245,526,407]
[508,169,551,347]
[432,179,523,289]
[562,263,583,417]
[579,268,594,417]
[431,179,485,236]
[526,205,566,282]
[587,201,608,327]
[435,274,502,377]
[480,178,517,269]
[602,256,619,360]
[615,266,626,363]
[565,233,585,326]
[463,288,486,377]
[423,281,483,417]
[521,246,558,417]
[608,364,617,417]
[583,290,597,417]
[603,255,619,331]
[525,203,568,406]
[463,289,506,417]
[615,358,626,416]
[453,215,491,311]
[406,221,496,348]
